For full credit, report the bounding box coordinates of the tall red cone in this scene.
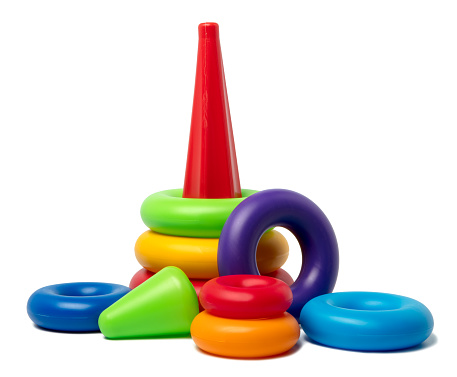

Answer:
[183,23,242,199]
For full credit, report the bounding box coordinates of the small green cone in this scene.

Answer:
[98,266,199,339]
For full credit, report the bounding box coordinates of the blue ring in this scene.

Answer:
[27,282,130,332]
[299,292,434,351]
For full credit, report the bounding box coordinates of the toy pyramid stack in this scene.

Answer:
[130,23,292,297]
[27,22,434,356]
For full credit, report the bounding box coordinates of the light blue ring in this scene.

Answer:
[299,292,434,351]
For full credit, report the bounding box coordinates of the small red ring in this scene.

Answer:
[199,275,293,319]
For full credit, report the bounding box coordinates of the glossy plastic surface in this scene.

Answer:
[129,268,206,293]
[130,268,294,312]
[191,311,300,358]
[130,268,294,290]
[135,229,289,279]
[183,23,241,199]
[27,282,130,332]
[200,275,293,319]
[98,267,199,339]
[266,268,294,286]
[300,292,434,351]
[218,189,339,317]
[129,268,207,311]
[140,189,258,238]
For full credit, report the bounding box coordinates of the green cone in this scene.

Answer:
[99,266,199,339]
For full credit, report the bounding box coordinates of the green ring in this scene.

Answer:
[140,189,259,238]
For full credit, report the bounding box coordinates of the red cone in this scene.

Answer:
[183,23,242,199]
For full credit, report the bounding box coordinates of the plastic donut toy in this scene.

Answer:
[191,311,300,358]
[191,274,300,358]
[129,267,294,290]
[129,267,294,313]
[267,268,294,286]
[27,282,130,332]
[140,189,258,238]
[218,189,339,317]
[199,275,293,319]
[299,292,434,351]
[135,229,289,279]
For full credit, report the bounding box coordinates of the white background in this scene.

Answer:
[1,1,456,376]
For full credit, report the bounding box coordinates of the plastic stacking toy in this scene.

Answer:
[129,268,208,311]
[26,22,436,359]
[191,275,300,358]
[199,275,293,319]
[133,22,290,286]
[141,189,258,238]
[183,22,241,199]
[130,268,206,292]
[217,189,339,318]
[129,267,294,291]
[27,282,130,332]
[130,267,294,312]
[135,229,289,279]
[99,267,199,339]
[267,268,294,286]
[300,292,434,351]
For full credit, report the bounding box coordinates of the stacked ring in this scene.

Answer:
[191,275,300,358]
[135,229,289,279]
[129,268,294,290]
[140,188,258,238]
[191,312,300,358]
[130,268,294,312]
[266,268,294,286]
[199,275,293,319]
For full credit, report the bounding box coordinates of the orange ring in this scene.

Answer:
[135,229,289,279]
[191,311,300,358]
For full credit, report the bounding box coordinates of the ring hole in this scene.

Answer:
[330,298,403,311]
[56,284,113,297]
[226,277,273,289]
[275,227,303,283]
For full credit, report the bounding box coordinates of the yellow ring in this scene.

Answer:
[191,311,300,358]
[135,229,289,279]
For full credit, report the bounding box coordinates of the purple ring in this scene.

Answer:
[217,189,339,317]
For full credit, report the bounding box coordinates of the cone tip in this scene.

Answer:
[198,22,219,38]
